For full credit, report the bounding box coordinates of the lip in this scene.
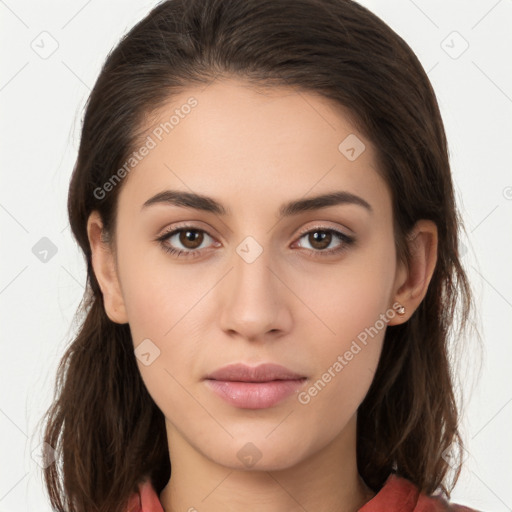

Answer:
[205,362,305,382]
[204,363,307,409]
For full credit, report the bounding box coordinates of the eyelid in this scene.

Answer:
[156,220,219,240]
[295,221,354,238]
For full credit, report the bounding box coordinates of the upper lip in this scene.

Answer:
[205,363,306,382]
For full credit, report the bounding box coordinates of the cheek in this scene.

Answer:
[296,274,390,428]
[296,240,396,345]
[293,240,395,409]
[295,339,383,447]
[119,251,212,403]
[126,272,206,420]
[118,242,203,344]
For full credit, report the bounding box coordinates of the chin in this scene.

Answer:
[201,435,315,472]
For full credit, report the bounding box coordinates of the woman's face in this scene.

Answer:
[94,78,407,470]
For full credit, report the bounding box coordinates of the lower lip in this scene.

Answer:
[205,378,307,409]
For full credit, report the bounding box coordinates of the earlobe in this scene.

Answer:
[86,211,128,324]
[387,220,438,325]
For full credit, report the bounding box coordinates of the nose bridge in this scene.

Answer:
[218,233,291,339]
[234,234,275,295]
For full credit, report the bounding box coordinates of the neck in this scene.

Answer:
[159,415,375,512]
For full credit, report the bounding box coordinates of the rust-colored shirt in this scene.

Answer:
[125,473,479,511]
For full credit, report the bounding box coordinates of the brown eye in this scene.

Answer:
[178,229,204,250]
[307,230,332,250]
[156,224,355,260]
[294,227,355,258]
[156,226,216,258]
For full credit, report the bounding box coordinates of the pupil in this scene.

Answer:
[311,231,330,249]
[181,230,202,248]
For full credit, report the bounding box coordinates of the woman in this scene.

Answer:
[40,0,478,510]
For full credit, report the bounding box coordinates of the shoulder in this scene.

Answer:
[359,473,481,512]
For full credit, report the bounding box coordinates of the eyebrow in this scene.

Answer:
[141,189,372,217]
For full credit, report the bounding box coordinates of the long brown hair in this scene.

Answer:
[39,0,475,510]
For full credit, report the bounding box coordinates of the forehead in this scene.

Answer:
[117,78,391,219]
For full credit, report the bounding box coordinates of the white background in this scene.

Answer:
[0,1,511,511]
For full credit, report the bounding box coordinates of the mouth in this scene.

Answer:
[204,363,307,409]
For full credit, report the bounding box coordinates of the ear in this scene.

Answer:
[387,220,438,326]
[86,211,128,324]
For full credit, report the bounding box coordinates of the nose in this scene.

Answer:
[217,243,293,343]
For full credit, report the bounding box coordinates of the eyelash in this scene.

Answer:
[155,224,355,260]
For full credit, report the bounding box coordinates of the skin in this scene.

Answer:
[87,78,438,512]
